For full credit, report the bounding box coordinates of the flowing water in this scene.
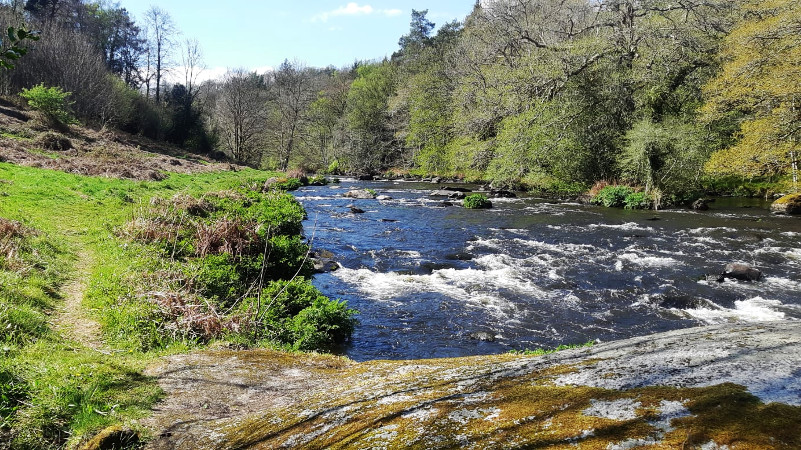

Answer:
[294,179,801,361]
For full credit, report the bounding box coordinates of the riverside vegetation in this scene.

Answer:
[0,156,355,448]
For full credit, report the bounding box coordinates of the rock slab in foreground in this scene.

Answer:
[142,322,801,449]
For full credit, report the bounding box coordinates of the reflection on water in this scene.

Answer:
[295,180,801,361]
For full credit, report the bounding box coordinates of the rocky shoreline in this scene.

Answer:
[139,321,801,449]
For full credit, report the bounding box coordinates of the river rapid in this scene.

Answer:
[293,179,801,362]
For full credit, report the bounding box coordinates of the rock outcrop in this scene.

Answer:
[142,321,801,449]
[771,193,801,215]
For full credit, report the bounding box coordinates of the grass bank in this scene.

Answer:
[0,163,355,448]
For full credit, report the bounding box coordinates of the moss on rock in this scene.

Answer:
[771,193,801,214]
[143,322,801,449]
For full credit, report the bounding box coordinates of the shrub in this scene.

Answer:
[260,278,356,351]
[34,132,72,151]
[19,84,73,124]
[464,193,493,209]
[624,191,652,210]
[308,175,329,186]
[592,185,635,207]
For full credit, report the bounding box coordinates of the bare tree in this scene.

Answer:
[214,68,266,163]
[269,59,315,171]
[143,6,175,103]
[181,37,204,100]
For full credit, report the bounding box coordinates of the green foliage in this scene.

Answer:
[260,278,357,352]
[0,368,28,428]
[19,84,74,124]
[702,0,801,188]
[507,341,595,356]
[0,26,40,70]
[620,119,709,195]
[308,175,329,186]
[592,185,635,208]
[463,193,492,209]
[624,192,652,210]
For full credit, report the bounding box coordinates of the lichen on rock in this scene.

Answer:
[142,322,801,449]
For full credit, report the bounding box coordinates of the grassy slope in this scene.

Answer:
[0,162,280,448]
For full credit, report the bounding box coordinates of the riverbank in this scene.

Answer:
[142,320,801,448]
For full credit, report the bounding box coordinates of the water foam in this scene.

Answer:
[681,297,786,324]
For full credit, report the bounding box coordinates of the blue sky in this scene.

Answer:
[119,1,476,80]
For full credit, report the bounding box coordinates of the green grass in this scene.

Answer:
[0,162,298,447]
[507,341,595,356]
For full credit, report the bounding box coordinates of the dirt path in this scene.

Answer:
[51,248,108,352]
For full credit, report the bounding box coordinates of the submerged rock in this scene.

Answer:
[349,206,365,214]
[722,262,762,281]
[143,322,801,449]
[430,189,466,199]
[771,193,801,215]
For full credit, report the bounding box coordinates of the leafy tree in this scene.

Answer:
[0,25,39,69]
[345,61,397,172]
[702,0,801,189]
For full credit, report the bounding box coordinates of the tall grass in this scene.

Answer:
[0,163,353,448]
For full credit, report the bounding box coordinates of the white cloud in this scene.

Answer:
[312,3,404,23]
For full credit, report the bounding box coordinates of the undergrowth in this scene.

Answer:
[0,163,354,448]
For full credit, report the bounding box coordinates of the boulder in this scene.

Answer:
[491,189,517,198]
[722,263,762,282]
[692,198,710,211]
[469,331,495,342]
[771,193,801,215]
[349,206,365,214]
[376,195,393,201]
[79,426,139,450]
[430,190,466,199]
[344,189,376,199]
[357,174,375,181]
[312,259,339,273]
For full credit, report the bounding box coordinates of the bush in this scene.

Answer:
[34,132,73,151]
[260,278,356,351]
[464,193,493,209]
[624,191,652,210]
[19,84,73,125]
[308,175,329,186]
[592,185,635,207]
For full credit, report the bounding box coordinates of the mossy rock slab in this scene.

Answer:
[771,193,801,215]
[142,322,801,449]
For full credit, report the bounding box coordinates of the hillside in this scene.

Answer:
[0,98,236,180]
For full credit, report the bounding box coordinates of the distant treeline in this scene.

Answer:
[1,0,798,197]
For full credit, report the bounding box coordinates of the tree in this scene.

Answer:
[345,61,397,172]
[269,59,314,171]
[143,6,175,103]
[0,24,39,69]
[213,69,266,163]
[84,4,145,88]
[702,0,801,190]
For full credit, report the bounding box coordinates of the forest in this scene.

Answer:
[1,0,799,204]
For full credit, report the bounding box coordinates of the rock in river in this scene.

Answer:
[344,189,376,199]
[771,193,801,215]
[722,262,762,281]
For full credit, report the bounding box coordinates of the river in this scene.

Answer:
[293,179,801,362]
